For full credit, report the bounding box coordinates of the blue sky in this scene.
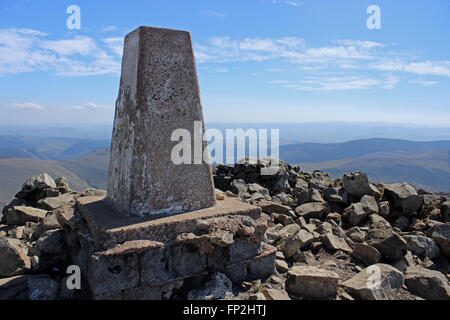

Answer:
[0,0,449,125]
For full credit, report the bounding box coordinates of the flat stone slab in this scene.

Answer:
[77,195,262,248]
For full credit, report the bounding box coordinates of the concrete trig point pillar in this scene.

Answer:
[73,26,275,300]
[106,26,216,217]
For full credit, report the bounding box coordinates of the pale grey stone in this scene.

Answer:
[106,26,216,217]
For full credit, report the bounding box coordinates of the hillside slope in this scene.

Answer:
[59,148,109,190]
[301,150,450,191]
[279,138,450,163]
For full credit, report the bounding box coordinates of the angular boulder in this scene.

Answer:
[352,243,382,266]
[341,264,404,300]
[322,233,352,253]
[343,202,368,227]
[279,229,314,258]
[16,173,57,199]
[405,266,450,300]
[342,172,371,198]
[286,266,339,299]
[383,183,423,214]
[404,235,440,259]
[295,202,329,220]
[6,206,47,225]
[366,228,407,261]
[430,223,450,257]
[0,238,31,277]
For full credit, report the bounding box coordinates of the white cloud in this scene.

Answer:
[102,25,118,32]
[3,102,45,110]
[40,36,97,56]
[272,0,303,7]
[200,10,227,18]
[371,60,450,77]
[409,79,440,87]
[382,76,400,89]
[282,76,380,91]
[67,102,110,110]
[102,38,124,56]
[196,35,450,92]
[0,28,121,77]
[285,1,303,7]
[268,75,401,91]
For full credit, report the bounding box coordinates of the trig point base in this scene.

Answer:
[69,195,275,299]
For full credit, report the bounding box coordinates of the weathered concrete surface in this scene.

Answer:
[78,195,262,248]
[106,26,216,217]
[70,194,275,299]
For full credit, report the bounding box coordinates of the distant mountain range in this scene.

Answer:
[0,136,449,208]
[0,135,110,160]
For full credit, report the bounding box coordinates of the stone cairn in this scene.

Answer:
[69,26,275,299]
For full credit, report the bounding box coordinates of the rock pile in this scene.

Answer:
[0,173,104,300]
[213,158,450,300]
[1,160,449,300]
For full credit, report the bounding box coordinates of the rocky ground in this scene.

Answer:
[0,158,449,300]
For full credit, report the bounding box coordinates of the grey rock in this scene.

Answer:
[7,206,47,225]
[37,193,74,211]
[258,201,291,214]
[27,275,59,300]
[431,223,450,256]
[394,216,410,231]
[279,229,314,258]
[347,227,366,242]
[277,224,301,241]
[322,233,352,253]
[16,173,57,198]
[81,188,107,197]
[379,201,390,217]
[352,243,381,266]
[293,251,318,266]
[0,238,31,276]
[286,266,339,298]
[271,193,293,206]
[275,259,289,273]
[187,272,232,300]
[404,235,440,258]
[272,213,295,226]
[360,195,379,215]
[55,177,69,190]
[383,183,423,214]
[33,229,66,256]
[248,183,270,196]
[261,288,291,300]
[343,202,368,226]
[342,172,371,198]
[369,214,392,230]
[297,188,324,205]
[324,187,348,204]
[342,264,404,300]
[0,275,29,300]
[366,228,407,261]
[295,202,329,220]
[441,200,450,222]
[405,266,450,300]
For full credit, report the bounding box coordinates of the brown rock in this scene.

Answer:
[286,266,339,298]
[0,238,31,276]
